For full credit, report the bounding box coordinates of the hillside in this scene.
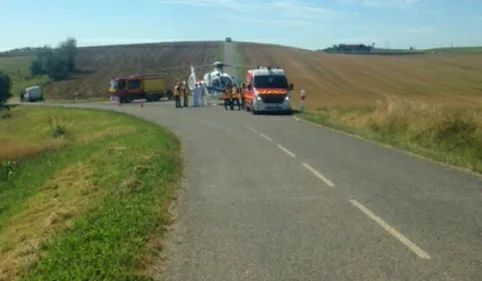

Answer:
[1,41,222,100]
[238,42,482,109]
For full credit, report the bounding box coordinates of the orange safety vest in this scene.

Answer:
[174,88,181,96]
[232,87,240,99]
[223,89,231,100]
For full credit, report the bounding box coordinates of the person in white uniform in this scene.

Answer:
[199,83,205,106]
[193,83,200,107]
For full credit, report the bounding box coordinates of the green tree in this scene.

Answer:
[28,38,78,81]
[29,58,44,76]
[0,71,12,109]
[46,54,69,81]
[57,37,77,72]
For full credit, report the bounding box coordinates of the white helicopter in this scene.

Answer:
[186,61,245,105]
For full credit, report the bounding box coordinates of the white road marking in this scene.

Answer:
[244,125,258,133]
[349,199,431,260]
[276,144,296,158]
[259,133,272,142]
[302,163,335,187]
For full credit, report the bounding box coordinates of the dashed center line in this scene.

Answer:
[349,199,431,260]
[302,163,335,187]
[259,133,272,141]
[244,125,258,133]
[276,144,296,157]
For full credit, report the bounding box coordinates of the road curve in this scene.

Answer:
[17,42,482,281]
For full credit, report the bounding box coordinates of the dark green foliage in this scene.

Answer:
[0,71,12,108]
[29,38,78,81]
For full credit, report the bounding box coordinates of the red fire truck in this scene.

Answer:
[108,74,172,103]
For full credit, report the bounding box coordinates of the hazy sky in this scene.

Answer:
[2,0,481,51]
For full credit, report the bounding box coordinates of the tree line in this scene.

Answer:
[29,37,78,81]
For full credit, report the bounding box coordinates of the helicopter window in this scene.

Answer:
[212,78,221,88]
[254,75,288,89]
[220,76,233,87]
[211,76,233,88]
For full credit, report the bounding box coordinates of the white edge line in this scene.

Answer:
[276,144,296,158]
[259,133,272,141]
[349,199,431,260]
[302,163,335,187]
[244,125,258,133]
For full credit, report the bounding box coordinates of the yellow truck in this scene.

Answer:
[108,74,173,103]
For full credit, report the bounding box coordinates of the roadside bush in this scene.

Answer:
[0,71,12,109]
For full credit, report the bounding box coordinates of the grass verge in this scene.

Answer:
[296,97,482,173]
[0,106,181,281]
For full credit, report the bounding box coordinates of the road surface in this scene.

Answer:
[18,42,482,281]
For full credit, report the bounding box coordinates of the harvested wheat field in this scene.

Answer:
[238,42,482,110]
[44,41,222,99]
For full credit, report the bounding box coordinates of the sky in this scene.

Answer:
[1,0,481,51]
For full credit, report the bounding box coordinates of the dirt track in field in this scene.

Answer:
[238,42,482,109]
[44,41,221,99]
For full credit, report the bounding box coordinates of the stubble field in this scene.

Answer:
[238,42,482,109]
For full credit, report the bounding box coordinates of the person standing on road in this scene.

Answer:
[199,83,205,106]
[240,82,246,110]
[223,86,232,110]
[174,83,182,108]
[193,83,201,107]
[19,89,25,102]
[182,83,189,107]
[231,83,241,110]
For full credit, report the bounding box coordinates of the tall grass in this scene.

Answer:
[301,97,482,172]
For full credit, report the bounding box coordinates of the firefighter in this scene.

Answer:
[182,84,189,107]
[231,83,241,110]
[240,82,246,110]
[223,86,232,110]
[174,83,182,108]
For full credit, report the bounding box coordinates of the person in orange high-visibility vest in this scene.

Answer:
[182,85,189,107]
[240,82,246,110]
[223,86,232,110]
[173,83,182,108]
[231,83,241,110]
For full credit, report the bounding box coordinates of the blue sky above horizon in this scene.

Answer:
[1,0,481,51]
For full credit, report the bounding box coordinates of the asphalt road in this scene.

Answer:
[18,42,482,280]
